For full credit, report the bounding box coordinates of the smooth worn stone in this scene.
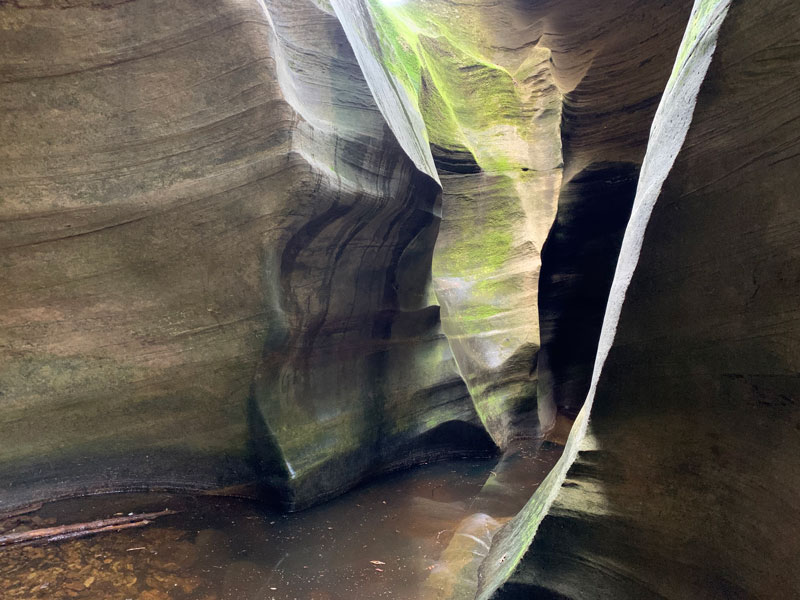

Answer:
[3,1,800,599]
[0,0,493,513]
[479,0,800,597]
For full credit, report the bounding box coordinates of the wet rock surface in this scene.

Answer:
[0,0,695,514]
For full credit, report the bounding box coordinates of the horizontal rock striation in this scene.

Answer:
[2,0,687,513]
[360,0,692,446]
[0,0,494,512]
[4,4,800,599]
[480,0,800,597]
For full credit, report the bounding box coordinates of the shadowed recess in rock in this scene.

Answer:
[537,162,638,417]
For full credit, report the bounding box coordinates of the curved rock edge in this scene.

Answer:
[474,1,732,597]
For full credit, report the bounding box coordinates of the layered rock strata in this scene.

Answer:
[5,7,800,600]
[360,0,563,444]
[0,0,691,512]
[480,0,800,597]
[0,0,493,512]
[359,0,693,444]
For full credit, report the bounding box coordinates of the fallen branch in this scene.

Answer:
[0,509,175,547]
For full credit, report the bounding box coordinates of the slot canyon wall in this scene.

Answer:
[480,0,800,598]
[2,0,800,597]
[0,0,691,512]
[0,0,663,513]
[0,0,496,513]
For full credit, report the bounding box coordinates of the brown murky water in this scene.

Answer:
[0,441,562,600]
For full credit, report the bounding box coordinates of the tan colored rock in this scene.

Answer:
[481,0,800,598]
[0,0,490,512]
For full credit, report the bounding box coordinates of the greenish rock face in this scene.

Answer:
[0,0,689,521]
[359,0,564,445]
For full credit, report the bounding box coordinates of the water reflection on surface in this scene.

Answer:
[0,442,562,600]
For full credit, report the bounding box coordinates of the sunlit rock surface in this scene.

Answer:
[0,0,683,511]
[358,0,693,445]
[479,0,800,597]
[345,0,564,445]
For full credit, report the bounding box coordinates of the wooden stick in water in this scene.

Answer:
[0,509,175,547]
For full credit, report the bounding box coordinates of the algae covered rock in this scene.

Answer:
[361,0,563,444]
[3,8,799,600]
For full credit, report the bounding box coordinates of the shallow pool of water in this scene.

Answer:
[0,441,562,600]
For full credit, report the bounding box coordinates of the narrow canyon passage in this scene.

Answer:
[1,0,799,598]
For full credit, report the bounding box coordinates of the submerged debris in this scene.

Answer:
[0,510,176,548]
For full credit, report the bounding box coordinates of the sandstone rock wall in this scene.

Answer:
[480,0,800,597]
[0,0,691,512]
[5,9,799,600]
[359,0,563,444]
[0,0,492,512]
[359,0,693,445]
